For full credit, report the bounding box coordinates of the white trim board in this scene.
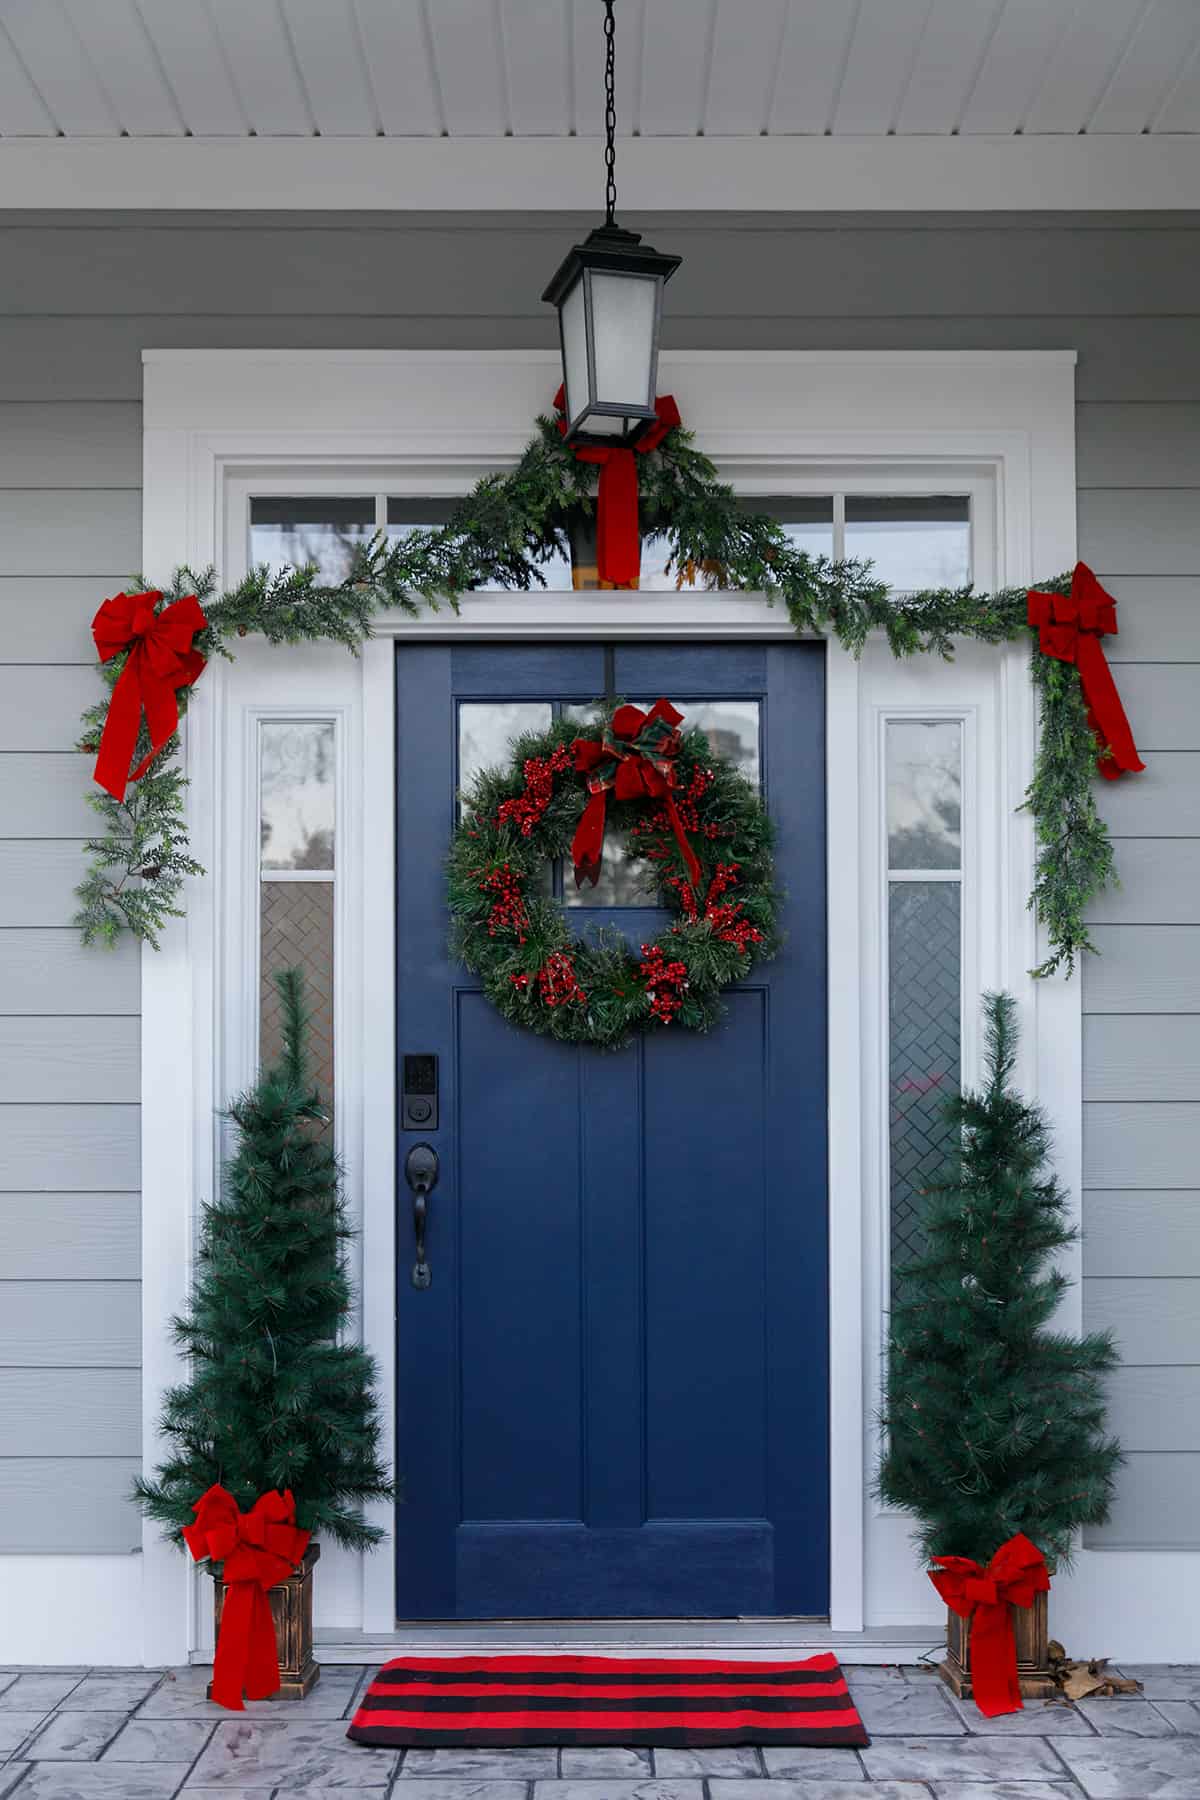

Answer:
[3,134,1200,211]
[117,345,1197,1671]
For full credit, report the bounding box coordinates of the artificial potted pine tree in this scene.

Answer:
[136,969,393,1707]
[878,992,1121,1714]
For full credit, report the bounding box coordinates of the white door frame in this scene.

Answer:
[139,348,1080,1664]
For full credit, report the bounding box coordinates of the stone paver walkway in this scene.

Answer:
[1,1662,1198,1800]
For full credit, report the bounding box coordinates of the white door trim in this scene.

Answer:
[140,348,1079,1663]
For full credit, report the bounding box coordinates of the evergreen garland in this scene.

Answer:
[77,409,1110,975]
[448,711,778,1046]
[135,968,394,1550]
[877,992,1121,1567]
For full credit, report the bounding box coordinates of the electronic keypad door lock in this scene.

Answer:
[405,1143,439,1290]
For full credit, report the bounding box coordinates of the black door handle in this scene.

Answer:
[405,1143,439,1289]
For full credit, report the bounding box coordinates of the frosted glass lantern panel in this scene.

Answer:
[560,277,592,430]
[590,271,656,410]
[249,497,374,585]
[886,719,962,871]
[845,496,971,594]
[260,721,335,871]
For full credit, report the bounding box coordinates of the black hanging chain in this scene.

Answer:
[603,0,617,227]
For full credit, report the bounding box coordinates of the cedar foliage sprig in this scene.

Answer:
[76,411,1113,973]
[135,968,394,1549]
[877,992,1121,1567]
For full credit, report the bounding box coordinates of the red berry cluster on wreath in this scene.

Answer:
[537,951,587,1008]
[639,943,689,1023]
[496,744,572,837]
[479,862,528,943]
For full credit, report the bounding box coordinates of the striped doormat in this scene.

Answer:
[346,1653,869,1747]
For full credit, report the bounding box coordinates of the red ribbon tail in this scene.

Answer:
[664,794,702,893]
[595,448,640,586]
[92,658,142,803]
[969,1600,1024,1718]
[1075,634,1145,779]
[210,1579,254,1711]
[243,1585,282,1702]
[571,790,608,888]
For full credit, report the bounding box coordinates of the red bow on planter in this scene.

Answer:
[91,590,208,802]
[572,698,702,894]
[183,1484,310,1712]
[1027,564,1143,782]
[554,385,682,586]
[929,1533,1051,1718]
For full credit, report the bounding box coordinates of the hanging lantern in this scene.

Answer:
[542,0,680,448]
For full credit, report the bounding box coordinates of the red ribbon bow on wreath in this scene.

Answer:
[91,590,208,802]
[554,385,682,586]
[182,1484,310,1712]
[1027,563,1143,782]
[928,1533,1051,1718]
[571,698,702,894]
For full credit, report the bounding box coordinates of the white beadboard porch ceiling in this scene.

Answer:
[1,0,1199,141]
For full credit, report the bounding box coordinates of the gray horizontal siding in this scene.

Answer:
[0,754,97,836]
[1085,1194,1200,1278]
[0,1020,139,1103]
[0,930,138,1014]
[0,577,127,662]
[0,1105,139,1189]
[0,1369,140,1456]
[0,1459,140,1554]
[0,1282,140,1366]
[0,1193,139,1278]
[0,209,1196,1555]
[1084,928,1200,1013]
[1101,1369,1200,1454]
[1086,1454,1200,1550]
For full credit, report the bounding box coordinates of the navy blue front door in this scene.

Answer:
[395,641,827,1620]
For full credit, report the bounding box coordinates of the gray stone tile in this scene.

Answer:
[382,1785,527,1800]
[857,1685,965,1736]
[268,1791,394,1799]
[0,1675,83,1712]
[25,1713,128,1761]
[57,1676,161,1712]
[102,1717,216,1760]
[0,1710,49,1757]
[404,1748,559,1778]
[1057,1737,1200,1798]
[656,1746,763,1776]
[532,1784,702,1800]
[929,1785,1080,1800]
[861,1735,1067,1782]
[142,1664,365,1720]
[841,1666,909,1686]
[0,1765,28,1800]
[12,1766,194,1798]
[1077,1698,1178,1737]
[1155,1702,1200,1734]
[190,1716,397,1787]
[944,1693,1092,1735]
[757,1749,868,1780]
[179,1791,268,1799]
[0,1677,16,1699]
[713,1785,926,1800]
[1118,1668,1200,1703]
[561,1747,654,1776]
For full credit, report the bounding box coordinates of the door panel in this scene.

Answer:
[395,641,827,1619]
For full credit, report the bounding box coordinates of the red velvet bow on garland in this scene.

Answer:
[572,698,702,894]
[91,590,208,802]
[554,385,682,586]
[929,1533,1051,1718]
[1027,563,1144,783]
[182,1484,310,1712]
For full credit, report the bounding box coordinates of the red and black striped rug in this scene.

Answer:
[346,1652,869,1748]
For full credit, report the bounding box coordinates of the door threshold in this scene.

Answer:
[302,1620,946,1666]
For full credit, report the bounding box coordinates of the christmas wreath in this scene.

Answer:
[447,699,779,1046]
